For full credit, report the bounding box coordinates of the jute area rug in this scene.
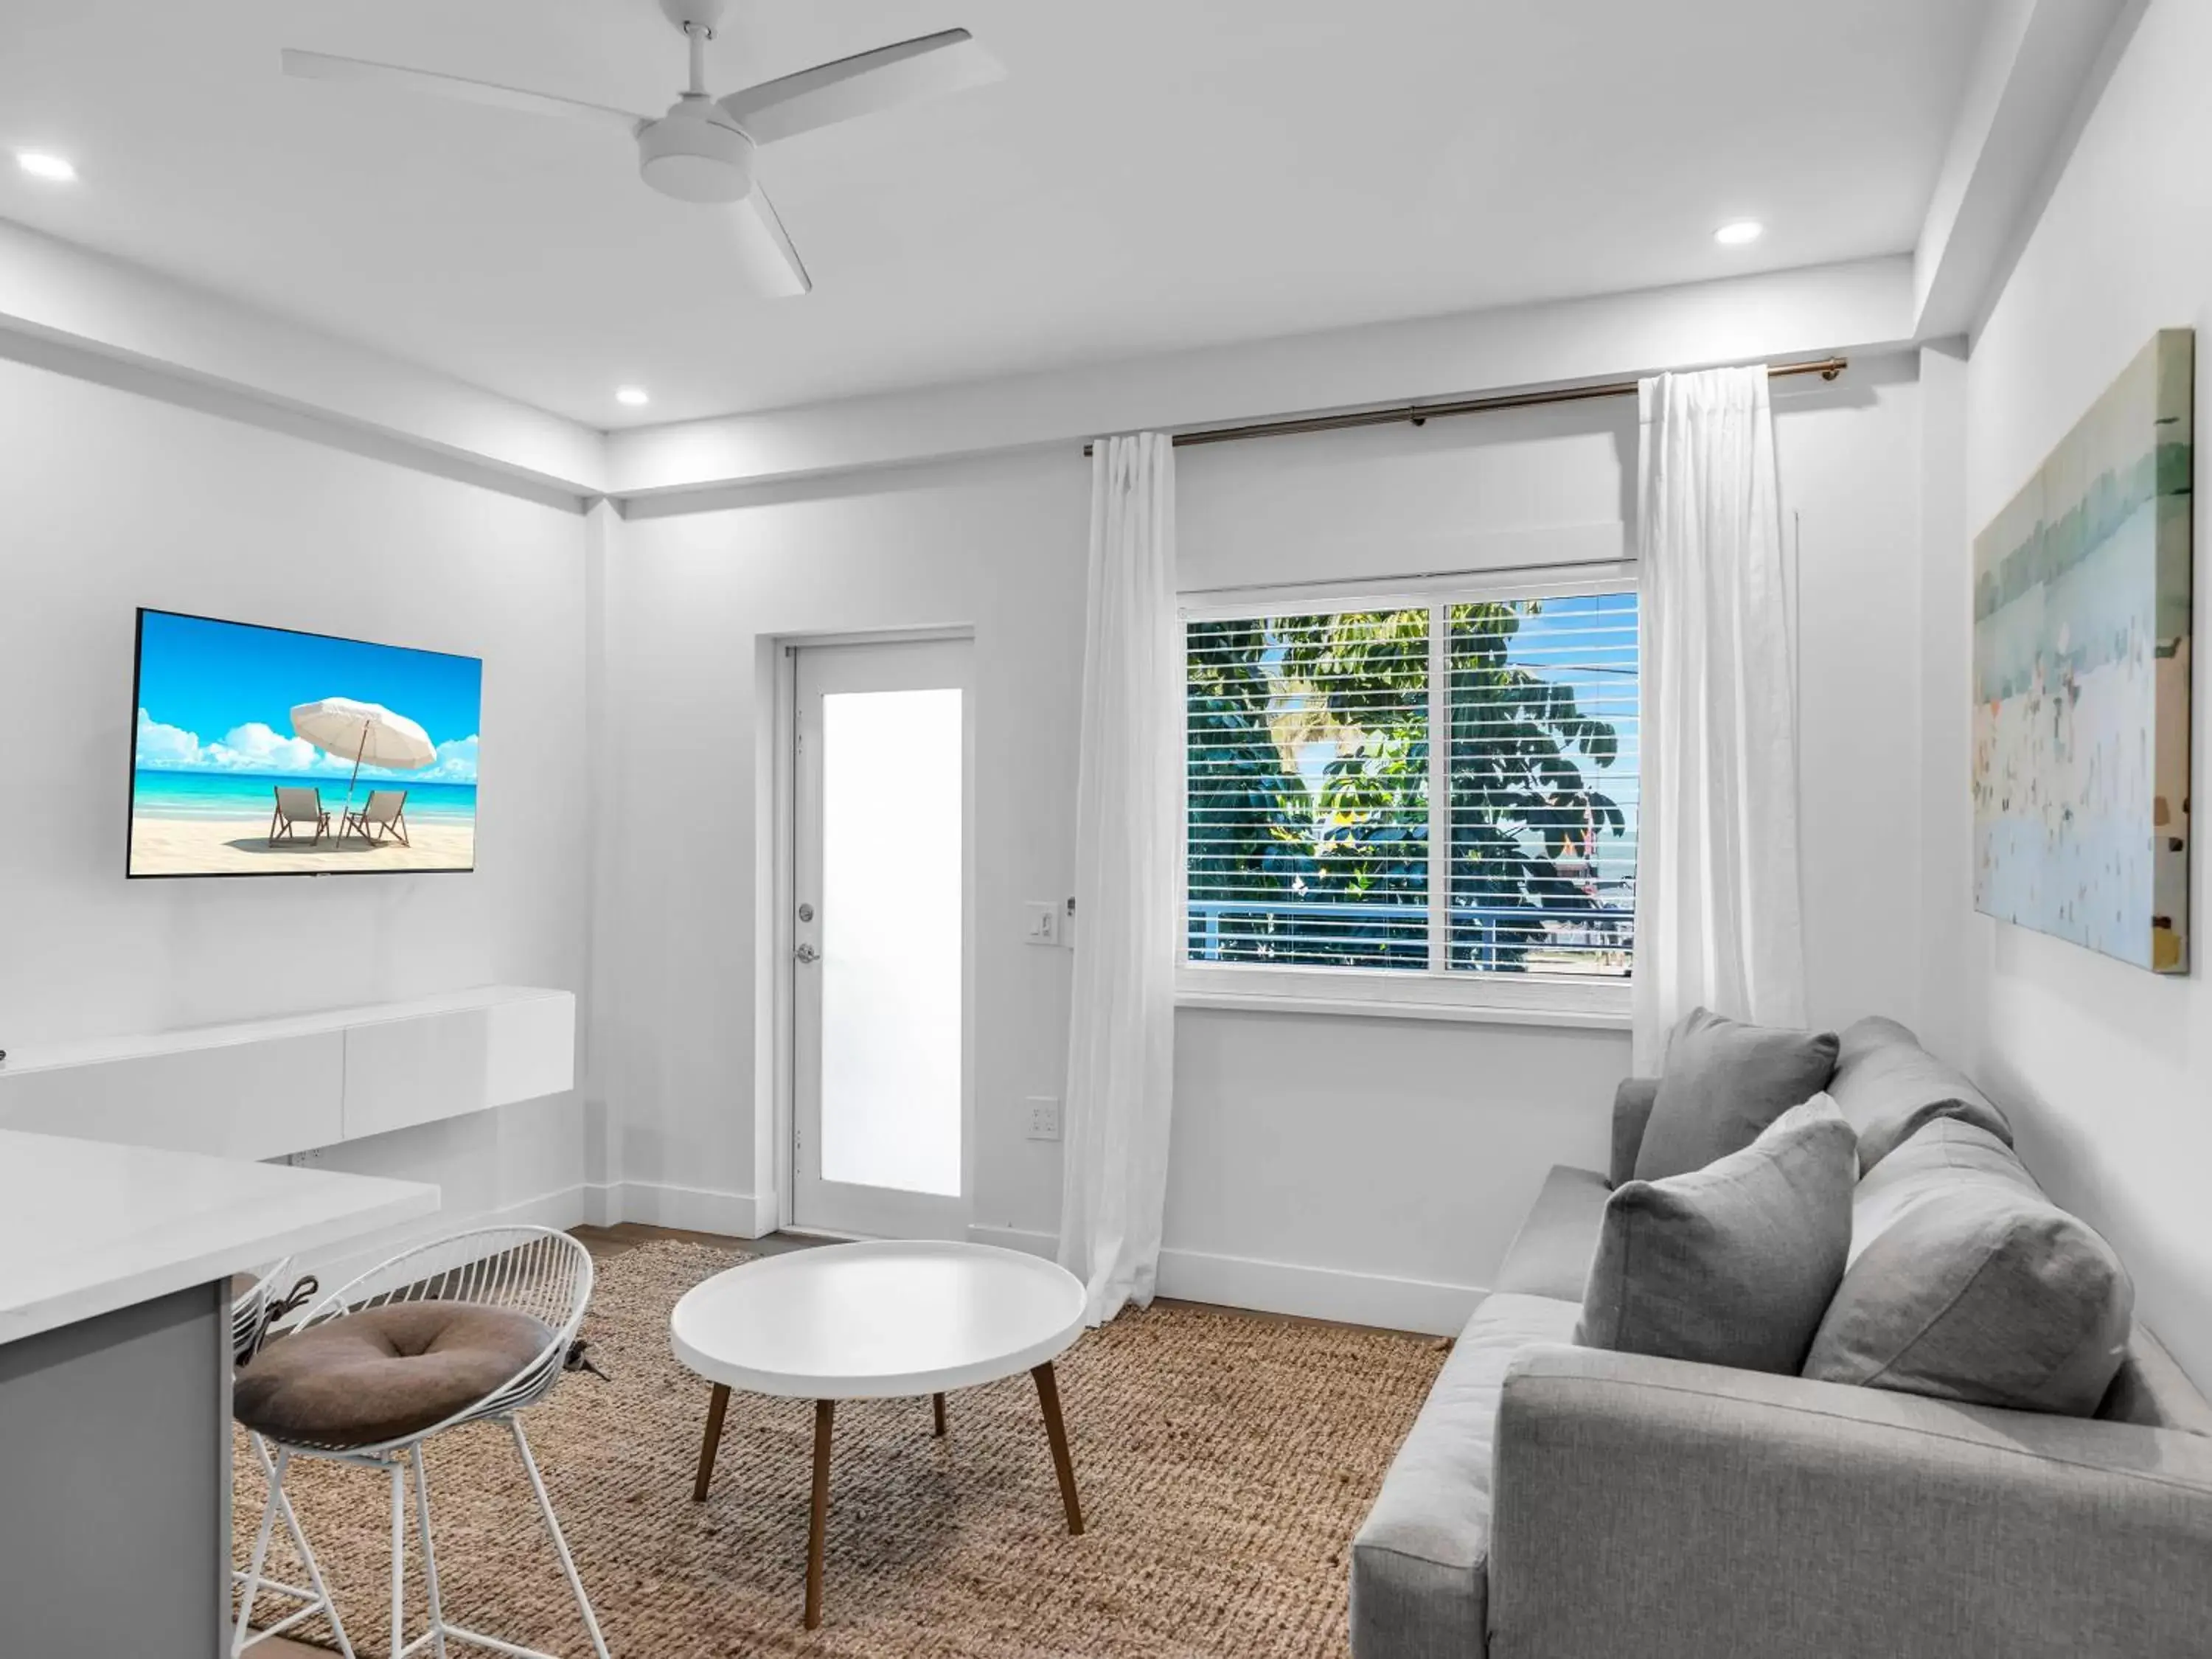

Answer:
[234,1239,1444,1658]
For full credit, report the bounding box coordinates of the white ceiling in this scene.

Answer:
[0,1,1990,429]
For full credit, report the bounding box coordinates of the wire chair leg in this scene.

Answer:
[262,1435,359,1659]
[389,1460,408,1659]
[410,1444,449,1659]
[509,1416,612,1659]
[232,1447,285,1658]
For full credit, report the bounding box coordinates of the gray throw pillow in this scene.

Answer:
[1634,1007,1840,1182]
[1804,1118,2133,1415]
[1578,1095,1859,1374]
[1826,1015,2013,1172]
[1607,1076,1660,1186]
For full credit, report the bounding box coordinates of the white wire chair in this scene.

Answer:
[232,1226,611,1659]
[232,1258,288,1369]
[232,1258,359,1658]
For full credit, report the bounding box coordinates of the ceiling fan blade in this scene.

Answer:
[281,48,647,136]
[730,187,812,298]
[717,28,1001,144]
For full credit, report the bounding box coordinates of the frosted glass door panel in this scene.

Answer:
[792,636,971,1239]
[818,688,964,1196]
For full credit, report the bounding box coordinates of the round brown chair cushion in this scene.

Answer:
[235,1301,555,1448]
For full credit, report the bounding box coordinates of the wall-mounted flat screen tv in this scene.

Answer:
[128,609,482,878]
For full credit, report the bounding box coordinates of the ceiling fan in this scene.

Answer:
[281,0,1002,297]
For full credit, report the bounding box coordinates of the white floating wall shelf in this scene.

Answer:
[0,986,575,1161]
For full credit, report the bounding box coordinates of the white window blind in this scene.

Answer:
[1183,581,1638,1001]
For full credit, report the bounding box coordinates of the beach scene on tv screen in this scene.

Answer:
[130,611,481,876]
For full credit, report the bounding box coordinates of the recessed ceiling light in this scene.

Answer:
[616,386,650,407]
[1714,219,1764,246]
[16,150,77,183]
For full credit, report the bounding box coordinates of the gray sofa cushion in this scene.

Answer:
[1635,1008,1839,1182]
[1828,1015,2013,1172]
[1579,1095,1858,1373]
[1804,1118,2134,1415]
[2101,1323,2212,1436]
[1494,1165,1610,1300]
[1490,1343,2212,1659]
[1350,1292,1580,1659]
[1608,1076,1660,1186]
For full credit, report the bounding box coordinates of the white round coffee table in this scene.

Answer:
[670,1239,1089,1628]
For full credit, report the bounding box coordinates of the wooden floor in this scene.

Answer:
[235,1222,1425,1653]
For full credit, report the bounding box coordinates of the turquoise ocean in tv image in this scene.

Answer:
[133,768,478,824]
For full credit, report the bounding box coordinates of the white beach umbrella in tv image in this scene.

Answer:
[289,697,437,824]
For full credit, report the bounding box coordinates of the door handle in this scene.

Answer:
[794,943,820,964]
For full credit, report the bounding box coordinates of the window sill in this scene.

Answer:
[1173,982,1632,1032]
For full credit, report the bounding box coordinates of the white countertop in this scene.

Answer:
[0,1128,439,1346]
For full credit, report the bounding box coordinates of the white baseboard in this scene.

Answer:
[579,1180,618,1228]
[295,1178,596,1293]
[568,1202,1475,1335]
[288,1185,1470,1339]
[589,1179,769,1239]
[295,1178,768,1296]
[965,1223,1478,1338]
[967,1222,1057,1259]
[1157,1248,1478,1338]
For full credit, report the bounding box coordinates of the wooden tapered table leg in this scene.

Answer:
[932,1391,947,1437]
[692,1382,731,1502]
[1030,1361,1084,1535]
[805,1399,835,1630]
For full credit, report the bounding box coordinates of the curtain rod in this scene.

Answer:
[1178,549,1631,602]
[1079,356,1848,457]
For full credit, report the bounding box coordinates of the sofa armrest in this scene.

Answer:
[1607,1076,1658,1186]
[1489,1344,2212,1659]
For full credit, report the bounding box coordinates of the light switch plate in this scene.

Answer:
[1023,901,1061,946]
[1026,1095,1062,1140]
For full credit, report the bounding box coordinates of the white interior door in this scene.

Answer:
[791,637,973,1239]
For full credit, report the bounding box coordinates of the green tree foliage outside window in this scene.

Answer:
[1185,597,1634,975]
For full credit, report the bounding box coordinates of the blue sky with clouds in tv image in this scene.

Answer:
[129,610,481,877]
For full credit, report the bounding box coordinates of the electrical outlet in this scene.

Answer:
[1026,1096,1062,1141]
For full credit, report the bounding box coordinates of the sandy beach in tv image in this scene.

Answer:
[129,611,481,876]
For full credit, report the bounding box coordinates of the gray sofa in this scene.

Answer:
[1351,1018,2212,1658]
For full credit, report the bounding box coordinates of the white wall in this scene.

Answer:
[0,219,606,497]
[608,256,1916,494]
[1778,355,1933,1031]
[601,355,1929,1329]
[0,355,594,1265]
[1166,362,1930,1326]
[600,454,1091,1241]
[0,243,1937,1335]
[1939,0,2212,1387]
[1166,400,1640,1329]
[1916,342,1972,1063]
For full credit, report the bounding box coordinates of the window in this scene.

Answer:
[1180,574,1638,1020]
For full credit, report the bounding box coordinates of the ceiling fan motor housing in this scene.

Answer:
[658,0,728,34]
[639,99,756,202]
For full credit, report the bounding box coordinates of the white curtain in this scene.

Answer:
[1631,366,1806,1069]
[1057,432,1180,1326]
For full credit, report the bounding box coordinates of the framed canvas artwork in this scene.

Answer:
[1972,328,2194,972]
